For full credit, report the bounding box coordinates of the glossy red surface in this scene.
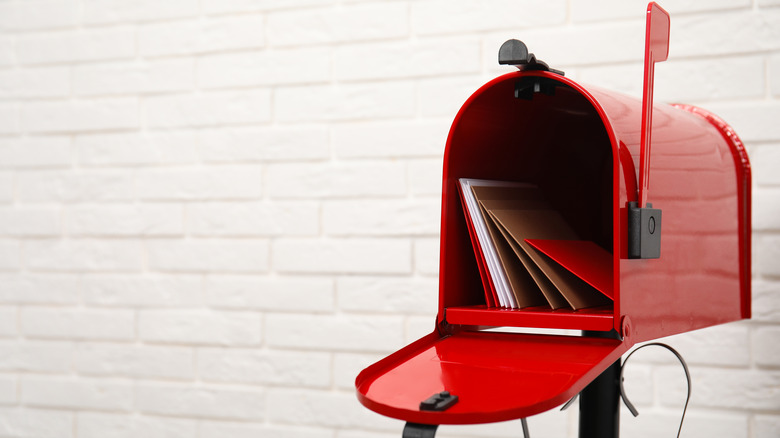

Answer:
[671,104,752,320]
[356,331,628,424]
[446,305,614,331]
[614,95,751,342]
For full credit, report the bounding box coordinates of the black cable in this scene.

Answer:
[619,342,691,438]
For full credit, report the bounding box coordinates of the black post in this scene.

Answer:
[579,331,621,438]
[402,423,438,438]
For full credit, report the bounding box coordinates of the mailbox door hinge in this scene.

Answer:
[627,201,662,259]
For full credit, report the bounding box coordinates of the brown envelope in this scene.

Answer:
[487,211,570,309]
[488,209,612,310]
[470,186,565,309]
[478,201,549,308]
[471,185,545,202]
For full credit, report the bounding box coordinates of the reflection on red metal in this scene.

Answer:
[670,103,752,319]
[356,2,751,427]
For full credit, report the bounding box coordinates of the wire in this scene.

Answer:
[619,342,692,438]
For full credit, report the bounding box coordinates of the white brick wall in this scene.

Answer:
[0,1,777,437]
[135,382,265,420]
[0,408,73,437]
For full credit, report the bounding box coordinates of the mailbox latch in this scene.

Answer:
[498,39,564,76]
[627,201,662,259]
[419,391,459,411]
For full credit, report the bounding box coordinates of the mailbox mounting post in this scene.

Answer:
[578,331,622,438]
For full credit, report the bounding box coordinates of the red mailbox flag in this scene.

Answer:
[639,2,670,208]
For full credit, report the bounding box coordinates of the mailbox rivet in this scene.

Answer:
[648,216,656,234]
[621,316,632,339]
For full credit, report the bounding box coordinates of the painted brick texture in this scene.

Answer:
[0,1,777,438]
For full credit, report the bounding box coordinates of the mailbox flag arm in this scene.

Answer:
[638,2,670,208]
[628,2,669,260]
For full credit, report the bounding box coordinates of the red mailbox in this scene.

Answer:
[356,2,750,433]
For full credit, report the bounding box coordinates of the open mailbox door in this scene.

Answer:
[356,2,750,433]
[357,331,630,425]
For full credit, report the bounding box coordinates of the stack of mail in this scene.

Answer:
[458,178,613,310]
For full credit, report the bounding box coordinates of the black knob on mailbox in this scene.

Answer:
[498,39,564,75]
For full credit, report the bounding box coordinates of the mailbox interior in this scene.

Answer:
[438,72,619,332]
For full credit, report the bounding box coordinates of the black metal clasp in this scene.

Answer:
[498,39,564,75]
[627,201,662,259]
[419,391,458,411]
